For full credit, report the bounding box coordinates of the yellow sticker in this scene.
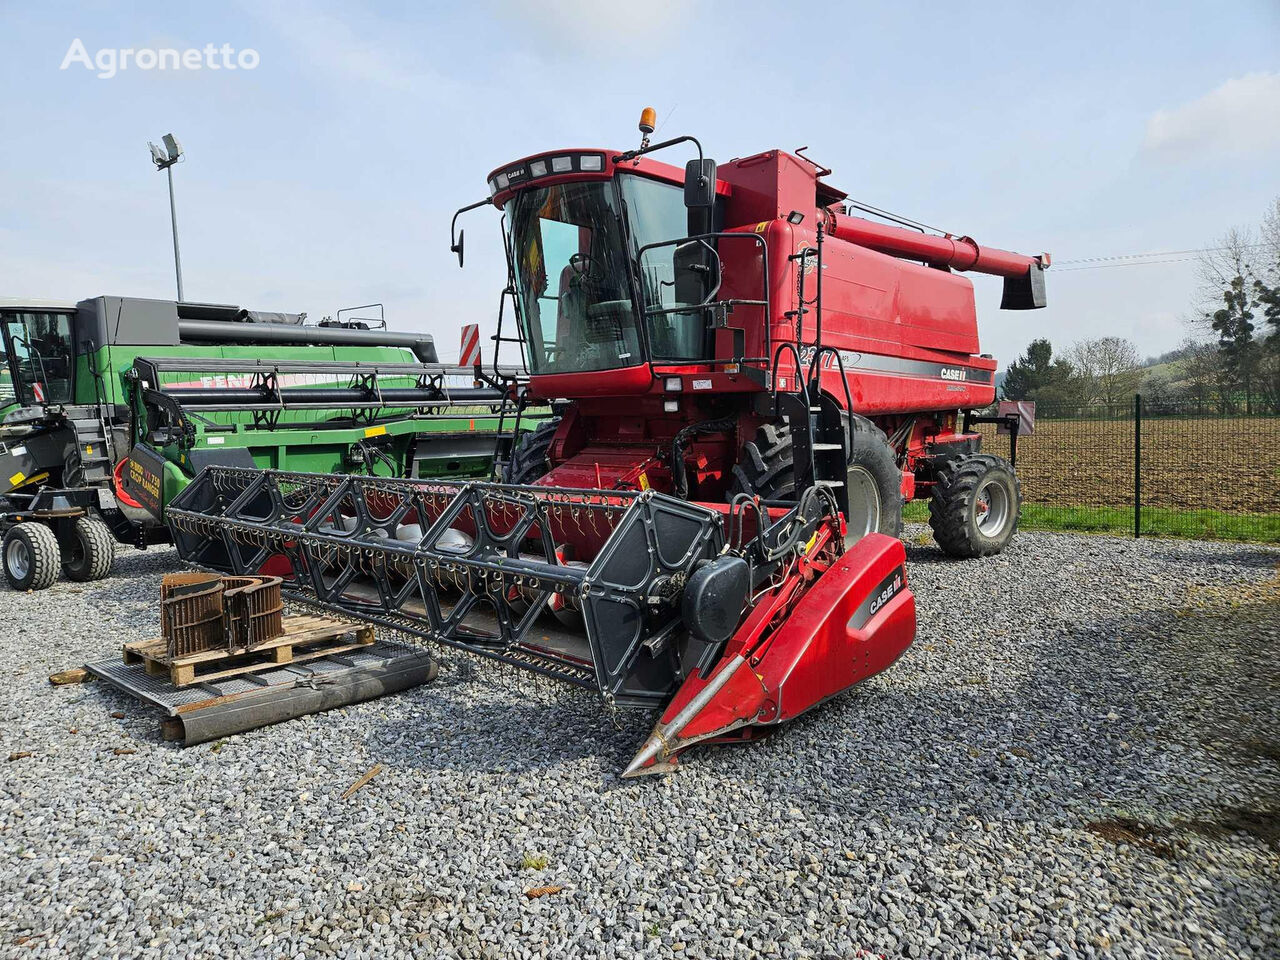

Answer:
[364,425,388,438]
[755,221,769,233]
[638,472,650,491]
[85,444,93,456]
[9,472,25,487]
[804,533,817,554]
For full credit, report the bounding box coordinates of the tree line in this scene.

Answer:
[1001,197,1280,415]
[1000,336,1146,410]
[1191,197,1280,413]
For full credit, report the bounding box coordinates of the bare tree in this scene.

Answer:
[1197,228,1263,412]
[1261,197,1280,267]
[1179,337,1224,413]
[1256,197,1280,403]
[1197,227,1260,306]
[1067,336,1144,407]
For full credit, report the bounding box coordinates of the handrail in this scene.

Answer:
[633,230,771,366]
[334,303,386,329]
[770,342,808,406]
[806,345,856,461]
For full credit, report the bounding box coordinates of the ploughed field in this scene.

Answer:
[975,415,1280,515]
[0,534,1276,959]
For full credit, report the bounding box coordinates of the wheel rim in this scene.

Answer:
[975,478,1011,536]
[6,539,31,580]
[845,466,882,538]
[66,537,85,570]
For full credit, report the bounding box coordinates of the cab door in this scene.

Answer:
[0,311,76,407]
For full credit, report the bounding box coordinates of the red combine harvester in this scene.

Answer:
[166,111,1048,775]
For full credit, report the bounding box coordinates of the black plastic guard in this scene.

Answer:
[580,492,724,707]
[1001,263,1047,310]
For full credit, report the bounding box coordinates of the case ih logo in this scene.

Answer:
[868,570,903,617]
[799,345,989,384]
[849,565,906,631]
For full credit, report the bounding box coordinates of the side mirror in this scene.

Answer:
[684,158,717,209]
[449,198,490,269]
[685,159,716,237]
[451,229,465,268]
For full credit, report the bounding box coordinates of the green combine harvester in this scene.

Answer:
[0,296,536,589]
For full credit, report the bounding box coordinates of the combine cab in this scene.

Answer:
[167,111,1048,773]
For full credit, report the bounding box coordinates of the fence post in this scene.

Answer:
[1133,393,1142,539]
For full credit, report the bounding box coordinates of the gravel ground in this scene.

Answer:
[0,529,1277,959]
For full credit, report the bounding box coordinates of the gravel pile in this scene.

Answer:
[0,530,1277,959]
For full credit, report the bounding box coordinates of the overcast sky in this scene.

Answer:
[1,1,1277,366]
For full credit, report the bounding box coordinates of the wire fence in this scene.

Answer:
[969,395,1280,543]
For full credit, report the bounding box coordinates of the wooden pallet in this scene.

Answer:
[122,613,375,687]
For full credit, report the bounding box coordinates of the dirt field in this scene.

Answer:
[977,416,1280,515]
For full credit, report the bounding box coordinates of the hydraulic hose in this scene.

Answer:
[670,415,738,499]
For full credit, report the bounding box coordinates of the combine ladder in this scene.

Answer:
[67,352,121,486]
[770,344,854,523]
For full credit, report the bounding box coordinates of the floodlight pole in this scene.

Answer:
[165,163,184,302]
[150,136,185,302]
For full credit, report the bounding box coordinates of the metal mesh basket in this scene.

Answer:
[222,575,284,652]
[160,573,284,658]
[161,573,225,658]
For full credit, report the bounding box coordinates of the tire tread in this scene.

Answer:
[729,414,903,542]
[3,522,61,591]
[928,454,1022,558]
[504,418,561,485]
[64,516,115,582]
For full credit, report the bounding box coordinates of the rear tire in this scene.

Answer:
[729,415,902,545]
[928,454,1021,558]
[3,522,61,591]
[62,515,116,582]
[503,418,561,485]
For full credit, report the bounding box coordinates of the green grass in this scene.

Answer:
[902,501,1280,544]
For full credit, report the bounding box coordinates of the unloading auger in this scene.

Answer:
[165,465,916,774]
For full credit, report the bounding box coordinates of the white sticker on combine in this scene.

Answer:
[10,445,26,457]
[207,437,225,445]
[692,379,713,390]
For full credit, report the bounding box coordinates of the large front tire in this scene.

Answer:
[729,415,902,546]
[842,414,903,542]
[928,454,1021,558]
[3,522,61,591]
[503,418,561,485]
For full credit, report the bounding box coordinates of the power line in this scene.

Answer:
[1054,244,1270,271]
[1057,255,1207,272]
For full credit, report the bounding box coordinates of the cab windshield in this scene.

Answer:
[507,181,640,374]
